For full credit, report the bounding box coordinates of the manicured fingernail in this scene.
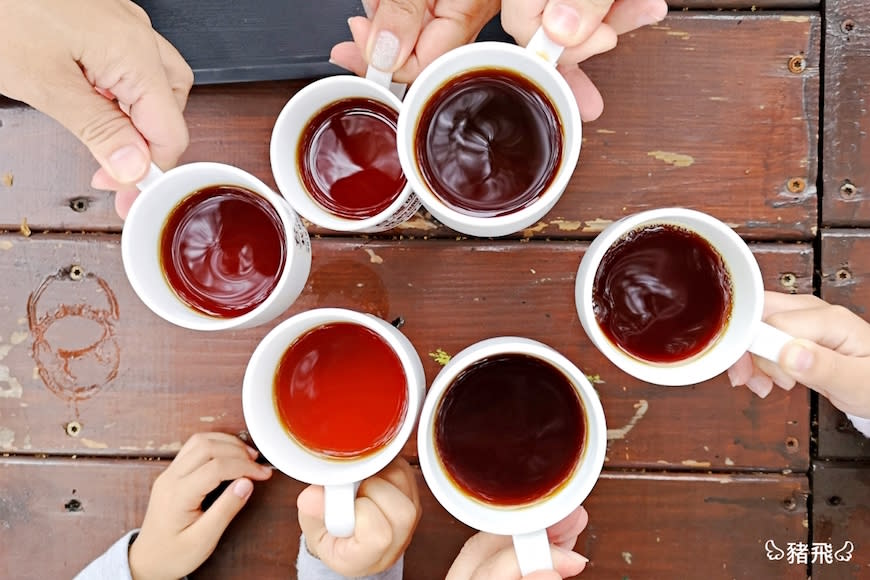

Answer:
[233,478,254,499]
[107,145,148,183]
[727,367,740,387]
[370,30,400,72]
[245,445,258,459]
[361,0,374,18]
[546,3,582,40]
[782,342,814,374]
[747,376,773,399]
[554,546,589,569]
[638,2,668,27]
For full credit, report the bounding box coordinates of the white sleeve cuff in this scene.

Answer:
[297,534,403,580]
[74,530,138,580]
[846,413,870,438]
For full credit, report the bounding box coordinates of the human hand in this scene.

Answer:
[330,0,501,84]
[127,433,273,580]
[446,506,589,580]
[501,0,668,120]
[728,292,870,417]
[297,457,422,577]
[0,0,193,219]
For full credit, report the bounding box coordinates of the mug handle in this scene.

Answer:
[324,481,361,538]
[137,162,164,191]
[512,529,554,576]
[526,26,565,66]
[747,322,794,364]
[365,66,408,100]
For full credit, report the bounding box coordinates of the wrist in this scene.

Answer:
[129,534,175,580]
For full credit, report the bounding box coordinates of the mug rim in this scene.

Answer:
[396,42,582,237]
[121,161,307,331]
[417,336,606,535]
[270,76,415,232]
[574,207,765,386]
[242,308,424,486]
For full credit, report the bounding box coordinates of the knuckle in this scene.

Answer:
[383,0,423,18]
[76,110,131,148]
[126,3,153,27]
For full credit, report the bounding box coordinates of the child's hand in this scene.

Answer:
[128,432,273,580]
[446,506,589,580]
[297,457,422,577]
[728,292,870,416]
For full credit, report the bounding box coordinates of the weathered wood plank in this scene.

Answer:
[818,230,870,459]
[0,13,820,240]
[822,0,870,226]
[0,234,812,471]
[811,462,870,579]
[0,457,810,580]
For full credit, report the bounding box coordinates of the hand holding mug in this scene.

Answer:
[728,292,870,418]
[297,457,422,577]
[446,506,589,580]
[128,433,272,580]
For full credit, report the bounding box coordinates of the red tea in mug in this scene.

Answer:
[298,97,406,220]
[415,68,562,217]
[160,185,286,318]
[592,224,733,363]
[274,322,408,458]
[434,354,585,506]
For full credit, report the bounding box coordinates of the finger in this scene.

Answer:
[467,544,587,580]
[559,64,604,121]
[603,0,668,35]
[170,433,259,478]
[745,372,774,399]
[184,477,256,552]
[317,496,394,577]
[181,457,271,506]
[727,352,754,387]
[355,476,419,562]
[153,31,195,111]
[541,0,616,48]
[115,189,140,220]
[365,0,427,73]
[547,506,589,549]
[376,458,421,510]
[766,305,870,355]
[754,356,797,391]
[552,23,617,66]
[330,41,369,77]
[778,339,870,407]
[501,1,549,46]
[762,291,825,319]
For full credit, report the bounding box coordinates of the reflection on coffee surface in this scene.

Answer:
[415,69,562,217]
[435,354,585,506]
[160,185,286,318]
[299,97,405,219]
[274,322,408,458]
[592,224,733,363]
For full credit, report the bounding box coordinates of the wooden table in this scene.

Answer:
[3,0,868,578]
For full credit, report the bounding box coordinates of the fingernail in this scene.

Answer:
[370,30,400,72]
[361,0,374,18]
[638,2,669,28]
[546,3,582,41]
[746,376,774,399]
[782,342,814,374]
[233,478,254,500]
[554,546,589,569]
[727,367,739,387]
[245,445,258,459]
[107,145,148,183]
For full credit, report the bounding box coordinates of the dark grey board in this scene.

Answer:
[135,0,513,84]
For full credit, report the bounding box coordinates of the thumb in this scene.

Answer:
[365,0,427,73]
[189,477,254,544]
[542,0,615,47]
[46,72,151,184]
[779,339,867,398]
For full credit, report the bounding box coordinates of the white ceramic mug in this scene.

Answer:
[121,162,311,331]
[417,337,606,575]
[242,308,425,537]
[270,75,419,233]
[396,28,581,238]
[575,207,795,386]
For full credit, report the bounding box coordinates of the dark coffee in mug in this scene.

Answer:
[434,354,585,506]
[592,224,733,363]
[274,322,408,458]
[160,185,286,317]
[415,68,562,217]
[298,97,406,219]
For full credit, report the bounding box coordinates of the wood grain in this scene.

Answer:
[0,234,811,471]
[0,13,819,240]
[811,462,870,579]
[817,230,870,459]
[823,0,870,226]
[0,457,810,580]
